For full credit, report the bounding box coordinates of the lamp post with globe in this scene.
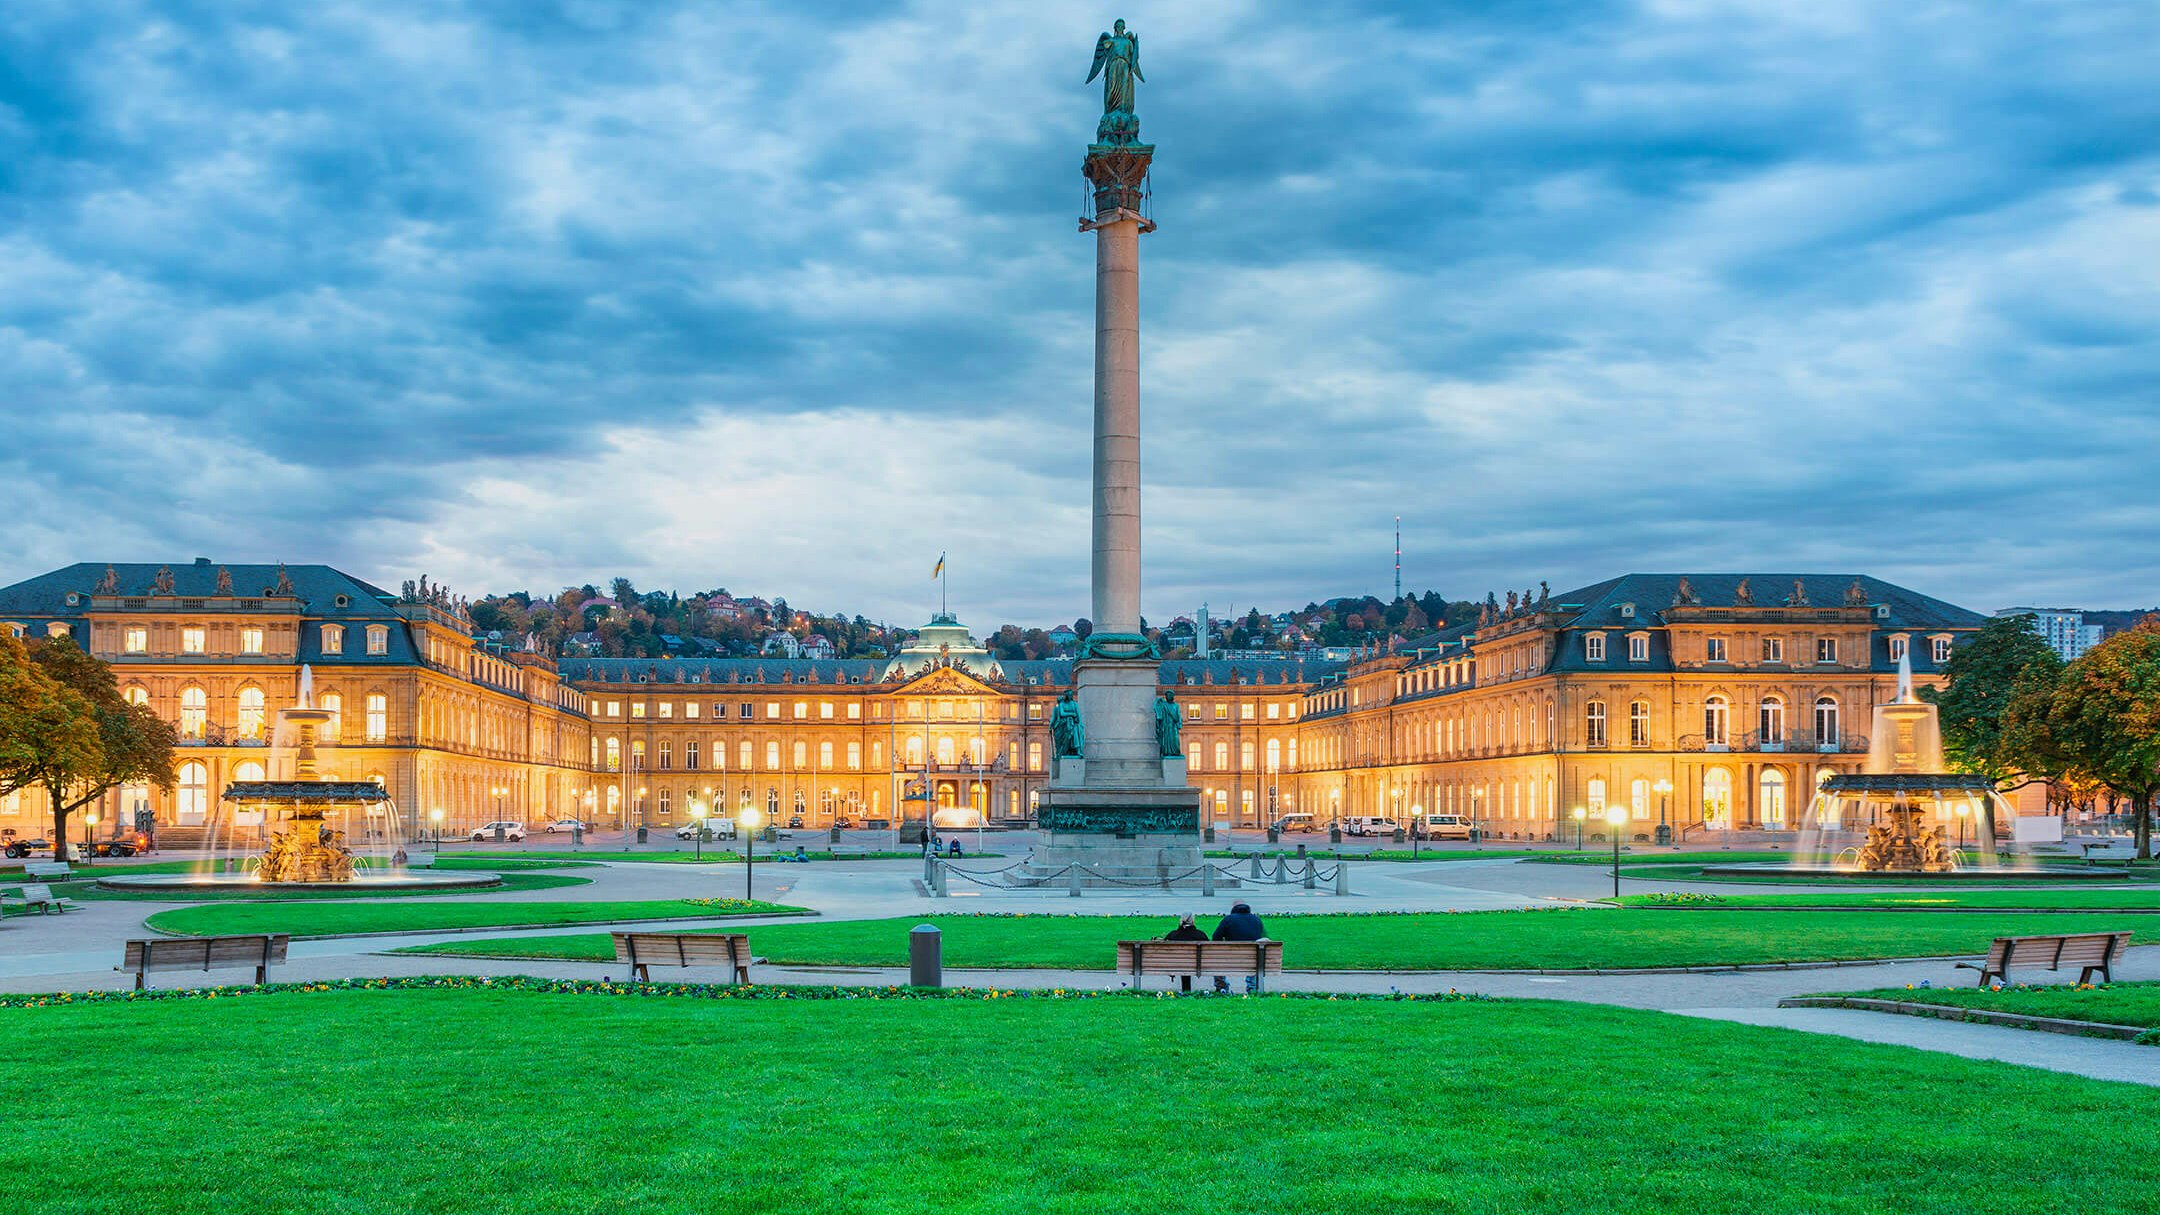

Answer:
[1605,804,1629,899]
[737,804,765,901]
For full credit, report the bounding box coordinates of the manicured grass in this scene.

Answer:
[1624,863,2160,886]
[52,872,590,903]
[144,897,808,938]
[1532,849,1816,865]
[1,983,2154,1213]
[1622,890,2160,910]
[439,848,967,864]
[1207,848,1558,862]
[421,855,598,871]
[1821,981,2160,1031]
[399,909,2160,970]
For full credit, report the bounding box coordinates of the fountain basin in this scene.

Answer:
[1698,863,2131,882]
[97,869,503,893]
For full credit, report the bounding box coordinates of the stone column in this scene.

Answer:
[1092,213,1142,635]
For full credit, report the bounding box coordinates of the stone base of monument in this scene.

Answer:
[1022,785,1230,889]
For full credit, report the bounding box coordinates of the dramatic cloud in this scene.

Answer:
[2,0,2155,623]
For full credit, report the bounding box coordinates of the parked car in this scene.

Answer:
[1415,814,1474,841]
[1342,816,1401,837]
[833,816,856,829]
[787,814,804,829]
[469,821,527,842]
[3,836,54,859]
[545,819,593,835]
[1270,813,1318,834]
[675,818,739,841]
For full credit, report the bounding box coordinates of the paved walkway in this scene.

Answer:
[9,852,2158,1086]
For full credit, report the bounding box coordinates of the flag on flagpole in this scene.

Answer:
[931,552,945,580]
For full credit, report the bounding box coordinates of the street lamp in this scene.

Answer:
[1472,784,1486,845]
[1572,806,1587,851]
[491,786,508,842]
[1605,804,1628,899]
[429,807,444,854]
[83,811,99,865]
[1410,802,1423,859]
[692,800,710,862]
[1654,778,1674,847]
[737,804,765,901]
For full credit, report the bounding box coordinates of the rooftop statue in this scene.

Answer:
[1733,577,1754,606]
[1673,576,1700,607]
[1844,578,1870,607]
[1087,19,1144,144]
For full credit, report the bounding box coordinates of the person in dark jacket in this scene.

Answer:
[1212,903,1266,941]
[1211,903,1268,992]
[1162,914,1207,942]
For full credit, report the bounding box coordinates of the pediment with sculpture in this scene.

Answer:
[893,665,1002,698]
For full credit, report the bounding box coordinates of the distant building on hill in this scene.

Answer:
[1994,607,2108,661]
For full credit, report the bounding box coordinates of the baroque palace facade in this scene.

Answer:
[0,563,1986,842]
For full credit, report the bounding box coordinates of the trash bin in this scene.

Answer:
[1391,828,1406,844]
[570,825,583,846]
[635,826,648,844]
[909,924,943,988]
[1266,827,1280,844]
[1654,824,1673,846]
[829,826,842,845]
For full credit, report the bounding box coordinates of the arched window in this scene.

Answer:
[935,737,953,765]
[1759,696,1785,745]
[766,788,779,818]
[1759,768,1787,827]
[320,693,343,742]
[1214,741,1229,770]
[765,741,781,770]
[1814,696,1840,748]
[1631,778,1650,821]
[176,761,208,824]
[1704,695,1729,746]
[123,685,149,707]
[1628,700,1650,748]
[1585,701,1607,747]
[906,737,923,765]
[630,740,645,770]
[604,738,621,771]
[364,694,386,742]
[1265,738,1281,771]
[237,686,266,741]
[820,789,834,820]
[233,760,266,784]
[606,786,621,818]
[179,687,207,739]
[1586,777,1607,814]
[793,790,806,820]
[1703,769,1732,829]
[818,741,834,770]
[792,740,807,769]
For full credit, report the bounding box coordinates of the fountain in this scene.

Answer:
[99,667,501,892]
[1702,653,2117,881]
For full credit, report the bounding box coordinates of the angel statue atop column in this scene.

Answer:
[1087,19,1143,143]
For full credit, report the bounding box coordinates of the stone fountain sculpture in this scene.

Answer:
[1817,651,1998,872]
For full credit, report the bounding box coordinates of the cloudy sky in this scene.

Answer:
[3,1,2156,626]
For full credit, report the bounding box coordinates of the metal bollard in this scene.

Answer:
[909,924,942,988]
[1068,865,1084,897]
[1201,864,1216,897]
[1334,859,1350,896]
[924,852,939,883]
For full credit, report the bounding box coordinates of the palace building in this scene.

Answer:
[0,563,1987,843]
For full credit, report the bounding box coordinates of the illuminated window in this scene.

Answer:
[241,627,264,655]
[237,687,266,740]
[792,741,807,769]
[318,692,341,741]
[1816,638,1838,664]
[1213,741,1229,770]
[794,702,807,720]
[631,741,645,770]
[1028,703,1043,721]
[739,740,752,769]
[1628,700,1649,747]
[179,687,207,738]
[1704,695,1729,746]
[124,685,149,707]
[1759,696,1785,742]
[819,742,833,770]
[765,741,780,770]
[365,626,388,656]
[1586,777,1606,814]
[1213,704,1228,721]
[1585,700,1607,747]
[182,628,205,654]
[658,702,674,719]
[177,762,208,824]
[365,694,387,742]
[685,702,700,719]
[846,742,861,770]
[604,738,621,771]
[820,702,833,720]
[321,624,344,654]
[1241,703,1255,721]
[1028,742,1042,771]
[124,627,147,654]
[766,703,780,720]
[936,737,954,765]
[847,703,861,720]
[1631,778,1650,820]
[1266,703,1281,720]
[631,702,646,719]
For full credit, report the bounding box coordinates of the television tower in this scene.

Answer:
[1394,515,1402,601]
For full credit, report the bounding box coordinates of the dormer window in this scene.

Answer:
[1888,634,1909,663]
[1585,634,1606,662]
[321,624,344,655]
[365,625,389,656]
[1627,633,1649,662]
[1930,635,1954,664]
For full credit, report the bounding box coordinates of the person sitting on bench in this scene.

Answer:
[1211,903,1267,992]
[1161,914,1208,991]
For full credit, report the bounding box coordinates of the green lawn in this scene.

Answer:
[1621,863,2160,886]
[44,872,589,904]
[399,909,2160,970]
[143,897,808,938]
[438,848,960,864]
[1208,848,1561,862]
[0,982,2152,1214]
[1818,981,2160,1032]
[1533,850,1816,865]
[1622,890,2160,910]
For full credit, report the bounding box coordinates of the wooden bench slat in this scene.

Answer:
[1116,940,1284,992]
[120,934,289,990]
[1958,931,2131,987]
[609,932,753,985]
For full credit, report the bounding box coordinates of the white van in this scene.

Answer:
[1416,814,1473,840]
[1342,816,1401,837]
[1271,813,1318,834]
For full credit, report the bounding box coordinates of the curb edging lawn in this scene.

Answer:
[1633,905,2160,915]
[1776,995,2150,1042]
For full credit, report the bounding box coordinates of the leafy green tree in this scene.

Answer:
[1922,613,2064,840]
[15,637,175,863]
[2038,618,2160,858]
[0,634,101,839]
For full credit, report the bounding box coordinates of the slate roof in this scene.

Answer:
[557,655,1343,689]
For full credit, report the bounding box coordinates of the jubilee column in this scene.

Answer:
[1030,19,1203,886]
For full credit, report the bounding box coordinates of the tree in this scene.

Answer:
[2039,618,2160,859]
[0,634,101,832]
[1922,613,2065,841]
[12,637,175,862]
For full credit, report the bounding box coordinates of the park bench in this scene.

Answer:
[611,932,756,985]
[119,934,290,990]
[1956,931,2132,988]
[24,861,72,881]
[1,883,76,916]
[1116,939,1284,994]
